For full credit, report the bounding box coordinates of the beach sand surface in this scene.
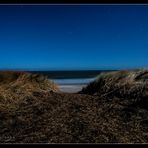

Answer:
[53,78,95,93]
[58,84,86,93]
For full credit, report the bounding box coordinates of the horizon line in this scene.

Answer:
[0,67,147,71]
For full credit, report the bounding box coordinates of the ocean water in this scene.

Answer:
[53,78,95,93]
[31,70,115,93]
[53,78,95,85]
[31,70,103,79]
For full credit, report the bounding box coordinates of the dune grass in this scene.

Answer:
[80,69,148,102]
[0,70,148,143]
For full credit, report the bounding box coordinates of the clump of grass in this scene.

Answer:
[80,70,129,95]
[0,71,59,104]
[81,69,148,105]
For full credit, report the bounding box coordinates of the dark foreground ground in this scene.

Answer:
[0,70,148,143]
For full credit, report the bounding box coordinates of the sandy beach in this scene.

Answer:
[58,84,86,93]
[53,78,95,93]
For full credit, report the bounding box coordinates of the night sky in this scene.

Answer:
[0,4,148,70]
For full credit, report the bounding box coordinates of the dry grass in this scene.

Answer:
[0,71,59,123]
[80,69,148,103]
[0,70,148,143]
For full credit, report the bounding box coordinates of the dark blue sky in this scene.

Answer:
[0,5,148,70]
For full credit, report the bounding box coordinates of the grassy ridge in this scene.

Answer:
[0,71,59,107]
[80,69,148,101]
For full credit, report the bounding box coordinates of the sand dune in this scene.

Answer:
[0,69,148,143]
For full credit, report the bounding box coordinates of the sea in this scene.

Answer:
[31,70,115,93]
